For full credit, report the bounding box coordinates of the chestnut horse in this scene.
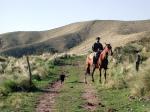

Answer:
[85,43,113,84]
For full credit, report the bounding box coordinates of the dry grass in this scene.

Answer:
[130,58,150,96]
[105,35,150,95]
[106,57,150,97]
[0,54,54,95]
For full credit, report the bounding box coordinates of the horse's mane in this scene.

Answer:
[99,45,109,61]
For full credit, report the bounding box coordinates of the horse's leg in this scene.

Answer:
[104,69,107,84]
[91,65,96,82]
[99,68,102,83]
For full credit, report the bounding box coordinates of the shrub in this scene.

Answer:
[2,80,18,92]
[16,79,37,91]
[32,74,41,81]
[53,58,65,66]
[0,79,37,96]
[59,54,71,59]
[0,86,10,96]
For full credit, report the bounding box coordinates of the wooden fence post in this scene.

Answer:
[26,56,32,87]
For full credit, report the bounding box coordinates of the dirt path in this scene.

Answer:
[78,60,103,111]
[82,83,104,111]
[36,58,103,112]
[36,81,62,112]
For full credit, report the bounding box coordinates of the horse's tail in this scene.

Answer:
[85,55,92,74]
[86,63,91,74]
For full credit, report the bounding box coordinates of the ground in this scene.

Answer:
[0,55,150,112]
[36,56,150,112]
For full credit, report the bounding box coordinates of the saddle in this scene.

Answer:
[93,51,102,65]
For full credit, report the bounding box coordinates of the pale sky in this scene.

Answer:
[0,0,150,34]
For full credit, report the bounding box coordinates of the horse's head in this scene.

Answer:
[105,43,113,56]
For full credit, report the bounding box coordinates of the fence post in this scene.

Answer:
[26,56,32,87]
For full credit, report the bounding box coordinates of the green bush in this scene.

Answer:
[3,80,18,92]
[0,79,37,96]
[32,75,41,81]
[0,80,18,96]
[16,79,37,91]
[0,86,10,96]
[53,58,65,66]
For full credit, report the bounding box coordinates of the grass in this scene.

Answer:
[0,57,61,112]
[130,59,150,96]
[88,70,150,112]
[55,55,150,112]
[0,76,61,112]
[0,53,150,112]
[0,80,49,112]
[0,55,86,112]
[96,88,150,112]
[108,37,150,96]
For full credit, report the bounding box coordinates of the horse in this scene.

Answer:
[85,43,113,84]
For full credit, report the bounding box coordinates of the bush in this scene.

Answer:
[59,54,71,59]
[3,80,18,92]
[32,75,41,81]
[0,79,37,96]
[16,79,37,91]
[53,58,65,66]
[0,86,10,96]
[0,80,18,96]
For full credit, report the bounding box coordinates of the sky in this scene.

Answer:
[0,0,150,34]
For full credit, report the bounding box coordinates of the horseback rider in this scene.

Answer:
[92,37,103,64]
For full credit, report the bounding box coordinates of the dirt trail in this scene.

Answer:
[82,83,103,111]
[36,58,103,112]
[78,60,102,111]
[36,81,62,112]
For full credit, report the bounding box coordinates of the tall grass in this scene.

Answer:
[130,59,150,96]
[0,54,54,96]
[107,37,150,97]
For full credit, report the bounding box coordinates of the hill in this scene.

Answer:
[0,20,150,57]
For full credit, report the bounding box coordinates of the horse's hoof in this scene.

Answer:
[99,80,102,83]
[92,80,94,82]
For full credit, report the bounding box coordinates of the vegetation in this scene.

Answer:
[130,59,150,97]
[54,55,150,112]
[96,87,150,112]
[1,44,58,57]
[107,36,150,97]
[0,54,60,111]
[0,34,150,111]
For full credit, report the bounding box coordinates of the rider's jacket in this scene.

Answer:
[92,42,103,52]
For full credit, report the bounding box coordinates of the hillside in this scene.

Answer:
[0,20,150,57]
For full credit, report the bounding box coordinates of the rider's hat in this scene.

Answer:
[135,49,140,53]
[96,37,101,40]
